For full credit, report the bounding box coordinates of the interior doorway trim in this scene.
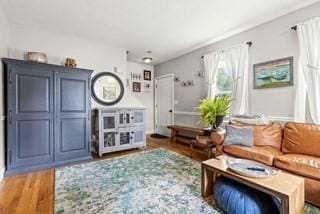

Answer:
[155,73,174,135]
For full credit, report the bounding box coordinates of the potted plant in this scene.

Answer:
[198,95,232,129]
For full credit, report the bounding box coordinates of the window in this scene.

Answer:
[213,60,233,121]
[212,60,233,97]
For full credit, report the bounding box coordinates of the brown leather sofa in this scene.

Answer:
[212,122,320,207]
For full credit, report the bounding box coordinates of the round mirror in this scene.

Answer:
[91,72,124,105]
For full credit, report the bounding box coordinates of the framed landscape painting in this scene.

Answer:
[254,57,293,89]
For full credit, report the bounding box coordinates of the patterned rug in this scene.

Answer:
[55,148,320,214]
[55,149,222,213]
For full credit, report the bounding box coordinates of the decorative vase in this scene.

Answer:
[65,58,77,68]
[214,115,225,129]
[27,52,47,63]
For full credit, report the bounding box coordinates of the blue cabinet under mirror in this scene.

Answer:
[92,108,146,157]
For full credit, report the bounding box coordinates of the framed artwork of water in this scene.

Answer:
[254,57,293,89]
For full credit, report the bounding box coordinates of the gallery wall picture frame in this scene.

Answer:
[254,56,293,89]
[132,82,141,92]
[144,70,152,81]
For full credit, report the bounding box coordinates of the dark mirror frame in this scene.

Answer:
[91,72,124,106]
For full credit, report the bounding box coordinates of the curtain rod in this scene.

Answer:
[201,41,252,59]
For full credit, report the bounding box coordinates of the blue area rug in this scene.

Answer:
[55,148,320,213]
[55,149,222,213]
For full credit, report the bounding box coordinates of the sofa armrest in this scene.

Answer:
[210,129,226,157]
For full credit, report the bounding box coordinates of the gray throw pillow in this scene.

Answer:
[224,125,254,147]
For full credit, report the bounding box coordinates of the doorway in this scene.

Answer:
[155,74,174,136]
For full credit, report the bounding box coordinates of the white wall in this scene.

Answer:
[8,25,144,109]
[155,2,320,126]
[0,23,146,176]
[127,62,154,133]
[0,5,11,179]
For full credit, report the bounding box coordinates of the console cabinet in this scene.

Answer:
[93,108,146,157]
[2,58,93,175]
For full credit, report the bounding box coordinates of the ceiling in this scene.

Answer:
[1,0,319,65]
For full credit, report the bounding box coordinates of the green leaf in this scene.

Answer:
[198,95,232,126]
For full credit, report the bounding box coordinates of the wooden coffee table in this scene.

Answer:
[201,155,305,214]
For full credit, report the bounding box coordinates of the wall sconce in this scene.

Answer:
[197,70,204,78]
[181,80,194,87]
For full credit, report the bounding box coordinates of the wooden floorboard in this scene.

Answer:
[0,137,208,214]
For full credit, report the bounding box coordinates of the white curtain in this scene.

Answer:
[224,44,249,115]
[294,18,320,124]
[204,52,222,98]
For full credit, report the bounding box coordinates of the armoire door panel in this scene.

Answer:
[60,118,86,152]
[17,120,50,158]
[60,78,86,112]
[8,64,54,169]
[55,72,90,161]
[17,74,50,113]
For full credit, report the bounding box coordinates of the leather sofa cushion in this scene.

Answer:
[254,123,282,149]
[282,122,320,157]
[223,145,283,166]
[274,154,320,181]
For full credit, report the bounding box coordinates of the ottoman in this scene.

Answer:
[214,176,280,214]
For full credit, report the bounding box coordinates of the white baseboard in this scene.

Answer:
[174,111,200,116]
[0,167,5,181]
[173,112,295,123]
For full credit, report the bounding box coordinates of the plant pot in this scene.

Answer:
[214,115,225,129]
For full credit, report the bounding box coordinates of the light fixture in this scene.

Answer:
[142,57,152,64]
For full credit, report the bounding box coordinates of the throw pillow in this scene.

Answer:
[224,125,254,147]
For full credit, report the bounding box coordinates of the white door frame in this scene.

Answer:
[155,73,174,135]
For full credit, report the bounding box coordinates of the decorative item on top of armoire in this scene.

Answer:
[143,70,151,81]
[198,95,231,129]
[254,56,293,89]
[132,82,141,92]
[65,57,77,68]
[27,52,47,63]
[92,107,146,157]
[91,72,124,106]
[2,58,93,176]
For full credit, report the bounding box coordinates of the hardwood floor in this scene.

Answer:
[0,136,208,214]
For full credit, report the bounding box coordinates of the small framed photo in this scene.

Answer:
[132,82,141,92]
[144,70,151,81]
